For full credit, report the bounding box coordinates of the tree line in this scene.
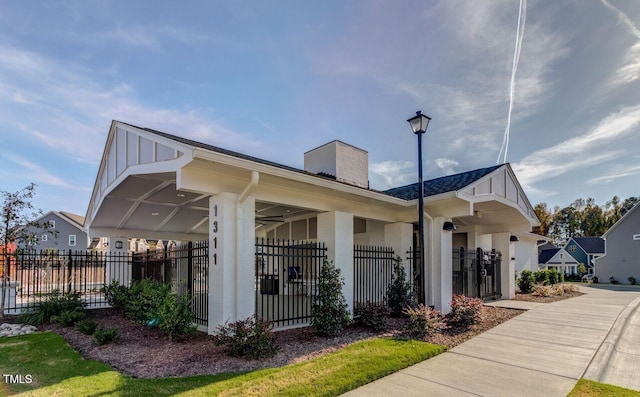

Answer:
[533,196,639,244]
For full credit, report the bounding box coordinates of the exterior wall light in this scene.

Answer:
[442,221,456,231]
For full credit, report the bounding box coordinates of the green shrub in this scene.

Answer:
[629,276,637,285]
[102,280,130,312]
[157,292,197,341]
[385,256,414,317]
[52,310,86,327]
[93,327,119,345]
[125,279,171,324]
[547,269,561,285]
[517,270,535,293]
[403,304,448,338]
[448,294,483,327]
[213,316,279,359]
[534,270,550,285]
[75,319,98,335]
[19,290,85,325]
[353,303,390,331]
[311,260,351,337]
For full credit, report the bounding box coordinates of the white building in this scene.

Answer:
[85,121,540,333]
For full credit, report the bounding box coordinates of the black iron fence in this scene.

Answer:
[3,250,122,314]
[452,247,501,300]
[255,238,327,329]
[3,243,210,326]
[353,245,395,306]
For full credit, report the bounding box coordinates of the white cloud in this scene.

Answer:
[434,158,459,175]
[513,104,640,190]
[2,152,89,191]
[601,0,640,39]
[0,45,261,164]
[370,160,414,189]
[586,164,640,185]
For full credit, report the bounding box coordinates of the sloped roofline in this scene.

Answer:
[603,201,640,237]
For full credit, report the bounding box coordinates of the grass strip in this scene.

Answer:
[0,332,444,396]
[568,379,640,397]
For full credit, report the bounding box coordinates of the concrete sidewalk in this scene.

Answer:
[343,286,640,397]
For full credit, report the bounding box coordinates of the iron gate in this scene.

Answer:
[452,247,501,300]
[255,238,327,329]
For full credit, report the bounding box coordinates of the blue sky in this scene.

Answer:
[1,0,639,218]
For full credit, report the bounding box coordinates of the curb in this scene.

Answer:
[582,296,640,381]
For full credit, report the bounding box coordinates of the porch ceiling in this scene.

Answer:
[88,173,318,239]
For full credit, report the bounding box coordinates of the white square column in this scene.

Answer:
[105,237,131,286]
[384,222,413,279]
[317,211,354,316]
[431,217,453,314]
[493,232,515,299]
[208,193,256,334]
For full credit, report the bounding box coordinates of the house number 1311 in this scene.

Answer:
[212,204,218,265]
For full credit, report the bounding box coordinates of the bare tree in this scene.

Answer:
[0,183,50,318]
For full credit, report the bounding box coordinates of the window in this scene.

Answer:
[48,220,56,229]
[69,235,77,247]
[41,234,48,242]
[568,245,576,252]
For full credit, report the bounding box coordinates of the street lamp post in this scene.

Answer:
[407,110,431,304]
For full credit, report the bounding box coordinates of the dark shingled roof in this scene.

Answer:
[383,164,504,200]
[572,237,605,254]
[539,248,560,264]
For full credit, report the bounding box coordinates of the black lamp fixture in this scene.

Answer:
[442,221,456,231]
[407,111,432,134]
[407,110,431,304]
[510,235,519,242]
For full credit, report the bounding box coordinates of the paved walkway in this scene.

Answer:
[343,285,640,397]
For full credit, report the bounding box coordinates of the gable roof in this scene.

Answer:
[539,248,580,265]
[121,121,507,201]
[382,164,504,200]
[570,237,605,254]
[603,201,640,237]
[539,248,560,264]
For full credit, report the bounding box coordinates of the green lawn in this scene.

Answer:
[568,379,640,397]
[0,332,445,397]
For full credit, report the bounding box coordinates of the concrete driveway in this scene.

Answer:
[343,285,640,397]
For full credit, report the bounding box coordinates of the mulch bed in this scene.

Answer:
[7,288,589,379]
[513,290,584,303]
[30,305,523,379]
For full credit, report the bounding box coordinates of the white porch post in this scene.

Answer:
[105,237,130,285]
[493,232,515,299]
[432,217,453,314]
[384,222,413,278]
[317,211,354,316]
[208,193,256,334]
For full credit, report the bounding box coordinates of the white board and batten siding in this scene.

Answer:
[461,166,537,221]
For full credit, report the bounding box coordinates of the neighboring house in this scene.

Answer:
[84,120,540,333]
[539,247,579,275]
[563,237,605,274]
[594,202,640,284]
[18,211,89,251]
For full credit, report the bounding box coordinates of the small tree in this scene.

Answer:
[386,256,414,316]
[311,259,350,336]
[1,183,51,319]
